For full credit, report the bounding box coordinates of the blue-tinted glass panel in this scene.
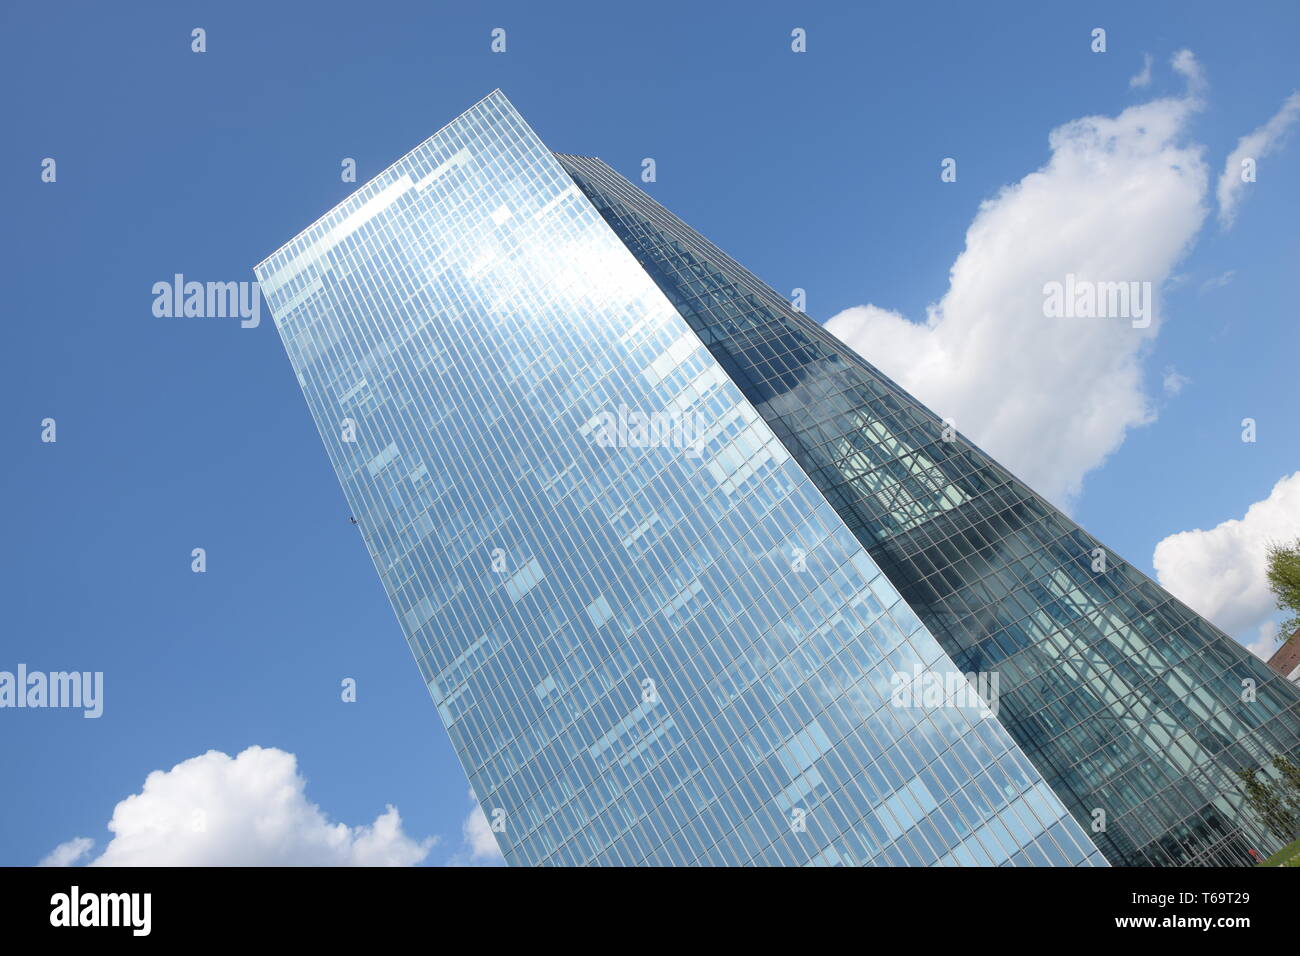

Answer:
[254,92,1099,866]
[556,152,1300,867]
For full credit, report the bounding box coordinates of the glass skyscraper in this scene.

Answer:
[255,91,1298,866]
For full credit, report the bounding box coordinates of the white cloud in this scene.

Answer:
[1152,471,1300,647]
[458,789,505,865]
[1172,49,1207,95]
[39,836,93,867]
[825,52,1208,508]
[1244,622,1281,662]
[1217,91,1300,228]
[1161,367,1190,396]
[40,746,435,866]
[1198,269,1235,293]
[1129,53,1153,89]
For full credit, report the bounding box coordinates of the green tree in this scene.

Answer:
[1272,755,1300,821]
[1265,538,1300,639]
[1235,767,1298,843]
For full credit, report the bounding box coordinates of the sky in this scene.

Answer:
[2,1,1298,866]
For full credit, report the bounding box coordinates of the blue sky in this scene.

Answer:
[3,1,1297,865]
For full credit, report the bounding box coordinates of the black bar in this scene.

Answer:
[0,864,1284,942]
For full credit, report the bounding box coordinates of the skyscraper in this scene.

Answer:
[254,91,1298,866]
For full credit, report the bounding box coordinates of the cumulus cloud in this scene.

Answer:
[1198,269,1235,293]
[39,746,435,866]
[449,789,505,866]
[1244,622,1281,663]
[1217,91,1300,228]
[826,51,1209,508]
[1161,367,1190,396]
[1172,49,1207,94]
[1129,53,1153,89]
[39,836,93,867]
[1153,471,1300,653]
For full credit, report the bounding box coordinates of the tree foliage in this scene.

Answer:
[1265,538,1300,640]
[1237,755,1300,846]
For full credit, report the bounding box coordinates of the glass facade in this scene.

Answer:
[254,91,1102,866]
[556,153,1300,866]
